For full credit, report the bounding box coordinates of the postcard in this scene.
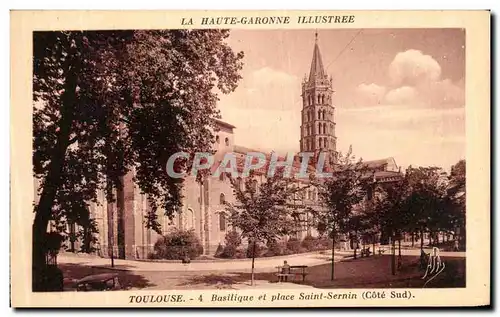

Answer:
[10,10,490,307]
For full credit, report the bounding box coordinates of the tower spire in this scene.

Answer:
[308,31,326,82]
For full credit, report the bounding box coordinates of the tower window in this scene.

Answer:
[216,135,220,144]
[219,172,225,182]
[318,138,322,148]
[225,137,229,146]
[317,109,321,120]
[220,193,226,205]
[219,212,226,231]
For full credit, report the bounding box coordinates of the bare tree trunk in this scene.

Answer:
[411,232,415,247]
[391,237,396,276]
[251,240,256,286]
[330,230,335,281]
[398,237,402,270]
[420,229,424,251]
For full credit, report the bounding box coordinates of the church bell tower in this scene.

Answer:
[300,32,337,165]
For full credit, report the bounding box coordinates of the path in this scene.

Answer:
[58,247,464,273]
[58,251,343,273]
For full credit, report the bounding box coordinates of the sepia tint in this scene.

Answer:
[11,10,490,308]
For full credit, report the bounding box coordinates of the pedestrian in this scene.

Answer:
[280,260,291,282]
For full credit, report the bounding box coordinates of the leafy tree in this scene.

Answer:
[317,148,368,280]
[447,160,466,246]
[371,179,409,275]
[32,30,244,290]
[224,171,302,285]
[404,166,448,249]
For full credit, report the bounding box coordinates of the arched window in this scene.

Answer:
[317,95,321,104]
[225,137,229,146]
[220,193,225,205]
[323,123,327,135]
[318,138,322,148]
[252,179,258,192]
[322,95,325,104]
[216,135,220,144]
[219,212,226,231]
[185,208,195,230]
[219,172,225,182]
[317,109,321,120]
[318,123,321,134]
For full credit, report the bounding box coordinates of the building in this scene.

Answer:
[38,33,403,259]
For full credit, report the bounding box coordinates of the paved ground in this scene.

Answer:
[59,246,465,291]
[58,247,464,273]
[60,254,465,291]
[58,250,345,273]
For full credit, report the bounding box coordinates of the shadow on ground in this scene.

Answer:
[59,263,156,291]
[177,255,465,290]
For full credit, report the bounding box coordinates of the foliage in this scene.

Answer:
[286,237,302,253]
[317,148,369,240]
[224,230,242,248]
[32,29,244,289]
[216,230,243,259]
[43,232,64,255]
[151,229,203,260]
[225,170,304,284]
[246,241,267,258]
[265,240,285,257]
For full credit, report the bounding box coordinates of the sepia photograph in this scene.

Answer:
[10,10,490,307]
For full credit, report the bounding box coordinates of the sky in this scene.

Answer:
[217,29,465,172]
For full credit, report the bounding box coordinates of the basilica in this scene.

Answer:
[49,34,402,259]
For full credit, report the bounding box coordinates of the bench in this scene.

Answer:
[276,265,308,283]
[378,247,387,255]
[75,273,121,291]
[360,247,371,257]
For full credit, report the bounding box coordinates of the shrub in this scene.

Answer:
[246,242,267,258]
[215,230,243,259]
[225,230,242,248]
[286,237,302,253]
[152,229,203,260]
[301,235,318,251]
[265,240,285,257]
[317,237,333,250]
[214,244,224,258]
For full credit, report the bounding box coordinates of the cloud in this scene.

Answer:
[384,86,418,105]
[417,78,465,107]
[389,49,442,86]
[355,83,386,105]
[355,50,464,109]
[219,67,301,112]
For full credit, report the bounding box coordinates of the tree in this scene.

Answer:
[371,180,409,275]
[224,171,301,286]
[317,148,368,280]
[404,166,448,249]
[32,30,244,290]
[448,160,466,247]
